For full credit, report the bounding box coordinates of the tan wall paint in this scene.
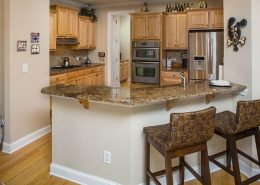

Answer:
[4,0,50,143]
[119,16,130,61]
[0,0,4,116]
[88,0,223,63]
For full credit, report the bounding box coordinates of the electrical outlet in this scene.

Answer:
[104,151,111,164]
[76,56,81,61]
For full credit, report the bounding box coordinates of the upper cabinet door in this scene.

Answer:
[50,11,57,50]
[77,17,88,48]
[57,7,69,37]
[146,14,161,39]
[187,11,209,30]
[164,14,177,49]
[210,10,224,29]
[68,9,78,38]
[177,14,188,49]
[131,16,146,40]
[88,20,96,49]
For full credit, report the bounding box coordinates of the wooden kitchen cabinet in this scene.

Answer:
[50,10,57,50]
[50,74,66,85]
[163,13,187,50]
[162,71,188,85]
[131,13,161,40]
[66,71,77,85]
[50,66,105,87]
[55,6,78,38]
[86,66,105,86]
[120,60,129,82]
[86,72,104,86]
[210,10,224,29]
[74,16,96,50]
[187,9,223,30]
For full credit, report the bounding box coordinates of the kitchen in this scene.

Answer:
[42,0,254,185]
[49,1,224,89]
[1,0,260,185]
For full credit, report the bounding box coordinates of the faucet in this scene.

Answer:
[179,72,186,89]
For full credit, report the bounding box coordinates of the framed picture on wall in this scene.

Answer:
[31,32,40,43]
[31,44,40,55]
[17,40,27,52]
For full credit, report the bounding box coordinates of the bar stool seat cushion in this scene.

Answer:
[215,111,238,134]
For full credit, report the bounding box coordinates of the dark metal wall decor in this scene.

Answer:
[166,2,193,13]
[227,17,247,52]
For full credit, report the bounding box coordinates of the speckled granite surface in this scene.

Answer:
[50,63,105,76]
[41,81,247,106]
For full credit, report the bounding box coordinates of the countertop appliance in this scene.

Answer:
[189,30,224,80]
[132,40,160,62]
[132,40,160,84]
[63,57,70,67]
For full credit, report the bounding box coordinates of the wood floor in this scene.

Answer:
[0,133,259,185]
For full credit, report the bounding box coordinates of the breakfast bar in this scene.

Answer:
[42,82,247,185]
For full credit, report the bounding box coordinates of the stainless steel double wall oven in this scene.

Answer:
[132,40,160,84]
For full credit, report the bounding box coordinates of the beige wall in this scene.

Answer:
[0,0,4,116]
[88,0,223,63]
[251,0,260,166]
[119,16,130,61]
[4,0,50,143]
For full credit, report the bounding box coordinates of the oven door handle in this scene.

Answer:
[133,62,159,64]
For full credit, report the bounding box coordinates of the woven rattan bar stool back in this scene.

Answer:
[143,106,216,185]
[209,99,260,185]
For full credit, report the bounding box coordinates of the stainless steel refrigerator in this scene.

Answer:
[189,31,224,80]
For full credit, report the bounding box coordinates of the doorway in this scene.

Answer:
[107,10,133,87]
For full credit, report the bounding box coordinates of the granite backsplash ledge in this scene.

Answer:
[50,46,104,67]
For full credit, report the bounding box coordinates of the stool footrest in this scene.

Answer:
[237,149,260,165]
[153,165,181,177]
[241,174,260,185]
[209,150,227,159]
[183,161,204,184]
[209,153,234,176]
[147,169,161,185]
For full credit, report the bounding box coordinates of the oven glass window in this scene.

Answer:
[136,49,155,58]
[136,67,155,77]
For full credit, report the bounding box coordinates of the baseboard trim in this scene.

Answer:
[50,159,223,185]
[2,125,51,154]
[50,163,121,185]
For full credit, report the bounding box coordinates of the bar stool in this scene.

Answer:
[143,107,216,185]
[209,100,260,185]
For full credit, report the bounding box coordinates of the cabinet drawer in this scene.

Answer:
[162,71,180,79]
[77,70,86,77]
[87,66,104,74]
[67,72,77,79]
[162,77,181,85]
[50,74,66,85]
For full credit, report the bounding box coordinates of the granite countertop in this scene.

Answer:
[162,67,188,72]
[41,81,247,106]
[50,63,105,76]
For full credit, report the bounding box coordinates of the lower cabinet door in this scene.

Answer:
[77,76,86,87]
[67,78,77,85]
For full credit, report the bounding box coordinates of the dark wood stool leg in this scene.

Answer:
[226,140,232,169]
[201,144,212,185]
[254,128,260,167]
[179,156,185,185]
[229,137,242,185]
[165,154,173,185]
[145,138,150,185]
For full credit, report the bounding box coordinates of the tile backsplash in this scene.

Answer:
[50,46,104,68]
